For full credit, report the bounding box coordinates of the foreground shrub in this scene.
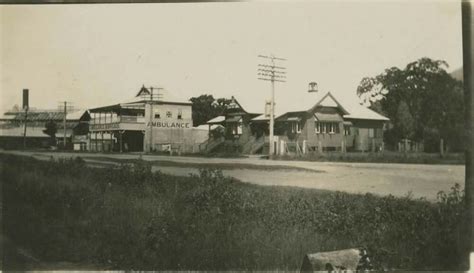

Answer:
[0,154,468,270]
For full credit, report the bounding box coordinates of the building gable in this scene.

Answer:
[313,107,344,122]
[307,92,350,115]
[224,97,261,119]
[319,95,338,107]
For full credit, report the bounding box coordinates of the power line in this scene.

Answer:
[257,54,287,156]
[142,85,164,153]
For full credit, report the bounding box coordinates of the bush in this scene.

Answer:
[0,154,468,270]
[276,151,464,165]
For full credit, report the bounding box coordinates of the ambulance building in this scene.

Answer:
[88,86,207,153]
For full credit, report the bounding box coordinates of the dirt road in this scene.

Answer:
[2,150,464,201]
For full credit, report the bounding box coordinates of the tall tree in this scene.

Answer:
[395,101,415,139]
[190,94,217,127]
[356,58,464,152]
[43,120,57,147]
[190,94,232,127]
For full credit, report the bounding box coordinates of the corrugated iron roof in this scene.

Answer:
[278,91,389,121]
[194,124,223,130]
[0,110,89,122]
[225,116,242,123]
[0,126,56,137]
[342,103,389,121]
[67,109,89,120]
[251,114,269,122]
[206,115,226,124]
[314,112,343,122]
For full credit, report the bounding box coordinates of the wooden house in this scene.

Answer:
[273,92,388,152]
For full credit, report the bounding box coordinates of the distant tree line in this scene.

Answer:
[357,58,464,153]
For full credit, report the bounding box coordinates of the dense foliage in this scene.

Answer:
[356,58,464,152]
[1,154,468,270]
[189,94,232,127]
[43,120,57,146]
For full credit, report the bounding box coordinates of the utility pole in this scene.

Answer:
[461,0,473,267]
[63,101,67,149]
[59,101,73,149]
[143,86,163,153]
[258,54,286,156]
[22,89,29,150]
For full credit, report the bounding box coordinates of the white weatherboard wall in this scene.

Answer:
[143,102,199,152]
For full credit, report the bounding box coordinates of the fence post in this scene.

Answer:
[440,138,445,156]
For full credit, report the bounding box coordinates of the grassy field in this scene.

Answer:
[0,154,469,271]
[274,151,465,165]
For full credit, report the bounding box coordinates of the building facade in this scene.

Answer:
[88,87,207,153]
[204,97,263,153]
[274,92,388,153]
[0,109,90,150]
[205,92,389,154]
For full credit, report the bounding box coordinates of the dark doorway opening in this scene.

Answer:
[121,131,143,152]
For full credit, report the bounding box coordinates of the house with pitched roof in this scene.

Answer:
[272,92,389,153]
[205,91,389,154]
[204,96,262,152]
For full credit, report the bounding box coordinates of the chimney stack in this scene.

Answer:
[22,89,29,110]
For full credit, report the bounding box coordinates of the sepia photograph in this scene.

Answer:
[0,0,473,271]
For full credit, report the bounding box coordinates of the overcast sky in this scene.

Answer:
[0,1,463,115]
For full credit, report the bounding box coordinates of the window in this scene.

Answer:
[315,122,340,134]
[177,109,183,120]
[344,125,351,136]
[290,121,301,133]
[137,113,145,122]
[154,113,161,119]
[328,123,335,134]
[368,128,375,138]
[231,123,242,135]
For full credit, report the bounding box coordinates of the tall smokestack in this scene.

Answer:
[22,89,29,110]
